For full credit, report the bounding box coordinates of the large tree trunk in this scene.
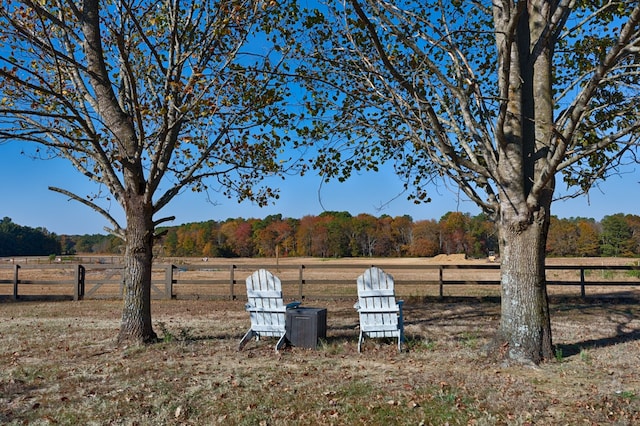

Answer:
[81,0,156,345]
[496,207,554,364]
[487,0,556,364]
[117,194,157,345]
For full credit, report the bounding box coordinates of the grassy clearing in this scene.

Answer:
[1,296,640,425]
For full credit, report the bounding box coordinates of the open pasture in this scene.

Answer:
[2,262,640,425]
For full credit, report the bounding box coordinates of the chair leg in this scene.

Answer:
[398,302,405,352]
[357,330,364,353]
[238,329,256,351]
[275,334,288,352]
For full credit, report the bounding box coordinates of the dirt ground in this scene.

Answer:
[2,291,640,424]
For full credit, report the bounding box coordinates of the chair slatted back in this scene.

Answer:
[355,267,404,352]
[356,267,399,335]
[245,269,286,336]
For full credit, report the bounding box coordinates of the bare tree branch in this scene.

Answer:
[48,185,124,238]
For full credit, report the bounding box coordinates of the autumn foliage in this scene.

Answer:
[147,212,639,259]
[6,212,640,260]
[43,212,640,259]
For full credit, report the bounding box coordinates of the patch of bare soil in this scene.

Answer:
[1,294,640,425]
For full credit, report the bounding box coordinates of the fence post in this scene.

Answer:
[580,267,586,298]
[164,265,174,300]
[298,264,305,300]
[230,265,236,300]
[74,264,86,301]
[439,266,444,298]
[12,264,20,300]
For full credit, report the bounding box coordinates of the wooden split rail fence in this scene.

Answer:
[1,262,639,301]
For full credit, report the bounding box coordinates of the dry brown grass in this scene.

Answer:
[2,288,640,425]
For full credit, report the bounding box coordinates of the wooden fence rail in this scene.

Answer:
[1,262,639,301]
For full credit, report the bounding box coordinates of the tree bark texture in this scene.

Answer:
[80,0,157,345]
[496,209,553,364]
[117,193,157,345]
[491,0,555,363]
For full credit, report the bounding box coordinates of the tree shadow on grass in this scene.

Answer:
[402,296,501,328]
[220,292,640,356]
[551,292,640,358]
[0,294,74,302]
[400,293,640,358]
[556,329,640,358]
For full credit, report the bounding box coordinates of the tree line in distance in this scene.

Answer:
[3,211,639,259]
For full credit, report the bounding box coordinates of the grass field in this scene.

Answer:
[2,287,640,424]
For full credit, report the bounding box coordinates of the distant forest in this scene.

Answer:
[0,217,61,257]
[2,212,640,259]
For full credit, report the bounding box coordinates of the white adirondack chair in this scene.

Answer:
[238,269,300,352]
[354,267,404,352]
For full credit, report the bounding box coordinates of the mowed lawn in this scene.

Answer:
[1,292,640,425]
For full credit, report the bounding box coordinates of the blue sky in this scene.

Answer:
[1,141,639,235]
